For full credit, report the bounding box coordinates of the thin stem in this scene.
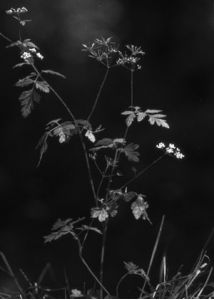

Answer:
[87,67,109,122]
[75,236,110,297]
[116,273,129,298]
[31,64,76,123]
[32,63,97,204]
[120,154,165,190]
[130,70,134,107]
[139,215,165,298]
[78,132,97,204]
[0,252,24,297]
[96,164,109,199]
[99,220,108,299]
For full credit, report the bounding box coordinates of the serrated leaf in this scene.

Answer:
[19,89,41,117]
[123,143,140,162]
[148,116,169,128]
[124,262,138,273]
[126,113,135,127]
[136,111,146,122]
[35,81,50,93]
[41,69,66,79]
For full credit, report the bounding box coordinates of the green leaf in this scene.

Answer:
[41,69,66,79]
[122,143,140,162]
[35,81,50,93]
[15,77,34,87]
[23,39,39,49]
[95,138,113,147]
[6,40,22,48]
[19,89,41,117]
[145,109,162,114]
[13,62,27,68]
[148,115,169,128]
[36,132,49,167]
[136,111,146,122]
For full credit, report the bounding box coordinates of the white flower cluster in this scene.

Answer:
[6,7,28,15]
[20,48,44,63]
[156,142,185,159]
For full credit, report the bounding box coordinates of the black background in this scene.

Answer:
[0,0,214,296]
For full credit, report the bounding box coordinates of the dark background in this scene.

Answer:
[0,0,214,296]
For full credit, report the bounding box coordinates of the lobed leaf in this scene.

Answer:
[122,143,140,162]
[35,81,50,93]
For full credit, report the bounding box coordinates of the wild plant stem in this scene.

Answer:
[116,272,129,298]
[130,70,134,107]
[31,64,98,204]
[0,252,24,297]
[87,67,109,122]
[139,215,165,298]
[99,220,108,299]
[120,154,165,190]
[74,236,110,296]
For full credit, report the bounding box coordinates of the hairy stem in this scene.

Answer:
[87,67,109,122]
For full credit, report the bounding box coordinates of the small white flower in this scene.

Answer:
[36,52,44,60]
[166,147,174,154]
[85,130,96,143]
[169,143,175,149]
[175,152,185,159]
[21,51,32,62]
[156,142,165,149]
[6,9,14,15]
